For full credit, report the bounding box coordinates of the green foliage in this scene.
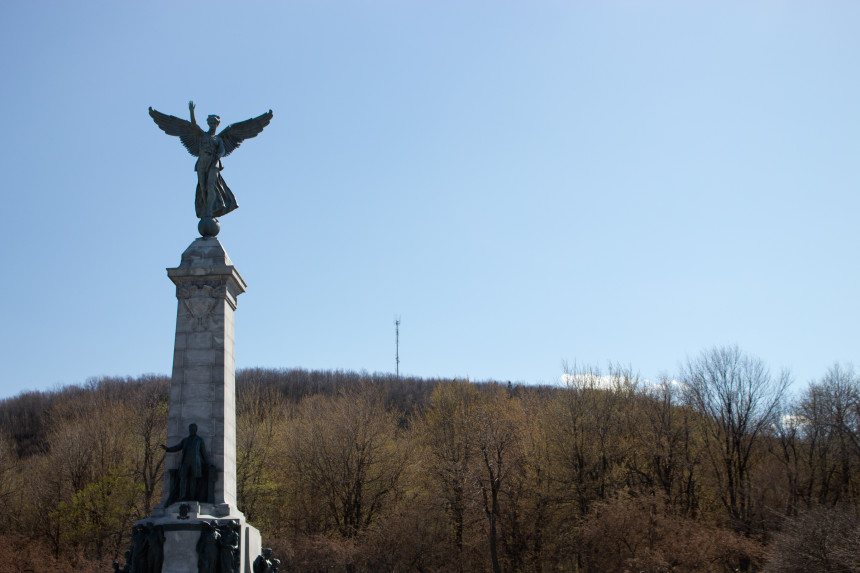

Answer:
[54,468,142,559]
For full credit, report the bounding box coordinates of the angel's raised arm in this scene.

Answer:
[149,106,203,157]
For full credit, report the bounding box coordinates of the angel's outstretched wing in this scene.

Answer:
[219,110,274,157]
[149,107,203,157]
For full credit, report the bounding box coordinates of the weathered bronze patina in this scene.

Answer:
[149,101,273,236]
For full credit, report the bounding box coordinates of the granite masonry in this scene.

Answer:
[129,237,262,573]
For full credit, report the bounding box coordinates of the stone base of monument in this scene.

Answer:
[123,236,264,573]
[138,502,261,573]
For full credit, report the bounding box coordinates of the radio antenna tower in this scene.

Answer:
[394,317,401,378]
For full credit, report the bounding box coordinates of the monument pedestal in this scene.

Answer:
[132,237,261,573]
[139,503,261,573]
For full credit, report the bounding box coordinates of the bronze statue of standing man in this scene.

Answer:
[161,423,209,502]
[149,101,273,237]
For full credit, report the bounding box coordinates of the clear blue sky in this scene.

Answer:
[1,1,858,400]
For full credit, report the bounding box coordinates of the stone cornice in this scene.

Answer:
[167,265,247,310]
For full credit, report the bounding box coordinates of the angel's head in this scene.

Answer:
[207,114,220,131]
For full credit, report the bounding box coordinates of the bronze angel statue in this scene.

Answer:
[149,101,273,227]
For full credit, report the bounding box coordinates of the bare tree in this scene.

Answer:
[471,385,523,573]
[796,364,860,506]
[515,390,559,572]
[765,504,860,572]
[283,386,407,538]
[125,377,168,516]
[0,433,19,530]
[236,379,287,523]
[771,399,803,516]
[634,377,703,517]
[418,380,481,553]
[681,345,789,533]
[550,364,637,516]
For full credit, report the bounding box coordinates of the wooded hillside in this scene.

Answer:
[0,346,857,572]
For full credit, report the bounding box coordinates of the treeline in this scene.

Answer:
[0,346,858,572]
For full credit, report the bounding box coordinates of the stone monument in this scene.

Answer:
[122,102,274,573]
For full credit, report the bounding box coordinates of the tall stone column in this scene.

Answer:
[142,236,261,573]
[163,236,245,511]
